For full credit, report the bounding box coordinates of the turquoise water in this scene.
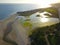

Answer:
[0,4,39,20]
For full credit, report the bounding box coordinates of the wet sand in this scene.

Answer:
[0,13,17,45]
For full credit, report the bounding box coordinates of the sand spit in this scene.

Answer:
[0,13,18,45]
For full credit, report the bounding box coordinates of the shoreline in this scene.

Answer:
[0,12,17,22]
[0,12,18,35]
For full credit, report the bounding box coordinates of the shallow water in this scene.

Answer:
[0,4,39,20]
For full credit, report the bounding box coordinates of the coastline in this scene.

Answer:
[0,12,18,45]
[0,12,17,22]
[0,12,18,40]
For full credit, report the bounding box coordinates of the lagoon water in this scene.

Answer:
[0,4,40,20]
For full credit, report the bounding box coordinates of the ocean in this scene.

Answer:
[0,4,40,20]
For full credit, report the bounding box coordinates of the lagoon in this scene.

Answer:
[0,4,40,20]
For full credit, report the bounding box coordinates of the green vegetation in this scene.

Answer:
[19,7,59,45]
[48,35,56,45]
[29,23,60,45]
[44,8,59,18]
[29,29,47,45]
[23,21,32,27]
[22,20,33,35]
[45,8,58,14]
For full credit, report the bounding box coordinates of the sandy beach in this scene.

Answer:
[0,13,18,45]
